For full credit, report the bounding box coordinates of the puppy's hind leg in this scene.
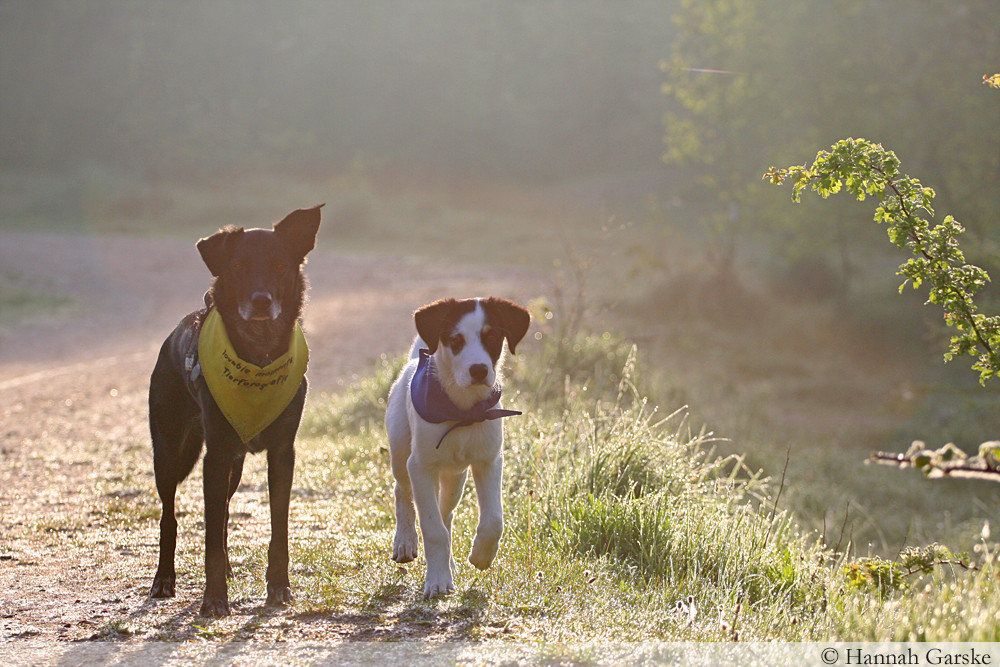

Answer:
[150,449,179,598]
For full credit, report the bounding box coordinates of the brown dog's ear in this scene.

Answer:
[484,297,531,354]
[414,298,458,354]
[197,226,244,277]
[274,204,324,264]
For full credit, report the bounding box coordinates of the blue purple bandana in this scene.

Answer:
[410,349,521,448]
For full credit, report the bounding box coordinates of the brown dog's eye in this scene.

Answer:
[274,262,287,273]
[232,262,245,272]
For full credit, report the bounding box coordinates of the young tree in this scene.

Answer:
[765,74,1000,480]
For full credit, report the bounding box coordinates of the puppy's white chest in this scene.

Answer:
[420,419,502,470]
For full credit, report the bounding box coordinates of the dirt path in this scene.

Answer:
[0,230,539,643]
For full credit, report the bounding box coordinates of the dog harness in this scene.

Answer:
[197,308,309,443]
[410,349,521,448]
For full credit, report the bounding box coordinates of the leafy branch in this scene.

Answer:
[843,543,979,598]
[765,77,999,484]
[870,440,1000,483]
[764,138,1000,384]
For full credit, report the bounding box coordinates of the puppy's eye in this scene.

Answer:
[447,334,465,353]
[274,262,287,273]
[232,262,245,272]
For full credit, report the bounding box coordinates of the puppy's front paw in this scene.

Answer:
[468,539,500,571]
[392,526,419,563]
[422,576,455,600]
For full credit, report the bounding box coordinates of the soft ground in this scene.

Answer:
[0,230,537,642]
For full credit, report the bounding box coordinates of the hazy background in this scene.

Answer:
[5,2,995,196]
[2,1,999,551]
[1,2,673,179]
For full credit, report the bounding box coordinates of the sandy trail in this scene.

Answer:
[0,229,539,642]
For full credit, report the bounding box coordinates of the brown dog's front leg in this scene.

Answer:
[265,442,295,606]
[224,453,246,579]
[200,446,235,617]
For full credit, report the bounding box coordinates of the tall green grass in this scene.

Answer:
[283,327,999,641]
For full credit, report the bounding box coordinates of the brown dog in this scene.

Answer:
[148,205,321,617]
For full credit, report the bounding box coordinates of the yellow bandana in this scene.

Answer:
[198,308,308,443]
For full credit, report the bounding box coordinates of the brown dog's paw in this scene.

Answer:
[149,575,175,598]
[199,595,231,617]
[265,584,293,607]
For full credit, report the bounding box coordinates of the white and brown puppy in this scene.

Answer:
[385,297,531,598]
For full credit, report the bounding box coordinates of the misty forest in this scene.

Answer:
[1,0,999,647]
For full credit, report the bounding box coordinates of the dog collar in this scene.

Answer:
[198,308,309,443]
[410,349,521,448]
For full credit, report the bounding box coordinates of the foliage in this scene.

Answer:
[659,0,766,265]
[843,544,975,598]
[765,138,1000,384]
[660,0,759,167]
[871,440,1000,483]
[766,80,1000,494]
[658,2,1000,280]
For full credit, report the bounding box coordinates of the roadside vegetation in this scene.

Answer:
[275,327,1000,641]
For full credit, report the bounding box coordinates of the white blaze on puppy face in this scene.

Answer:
[437,302,497,390]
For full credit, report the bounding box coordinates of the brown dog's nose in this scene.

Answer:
[250,292,273,314]
[469,364,489,384]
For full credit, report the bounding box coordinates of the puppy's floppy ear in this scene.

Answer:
[484,297,531,354]
[274,204,324,264]
[414,298,457,354]
[197,225,244,277]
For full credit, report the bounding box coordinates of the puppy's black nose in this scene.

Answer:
[469,364,489,384]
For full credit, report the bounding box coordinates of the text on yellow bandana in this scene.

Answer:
[198,308,308,443]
